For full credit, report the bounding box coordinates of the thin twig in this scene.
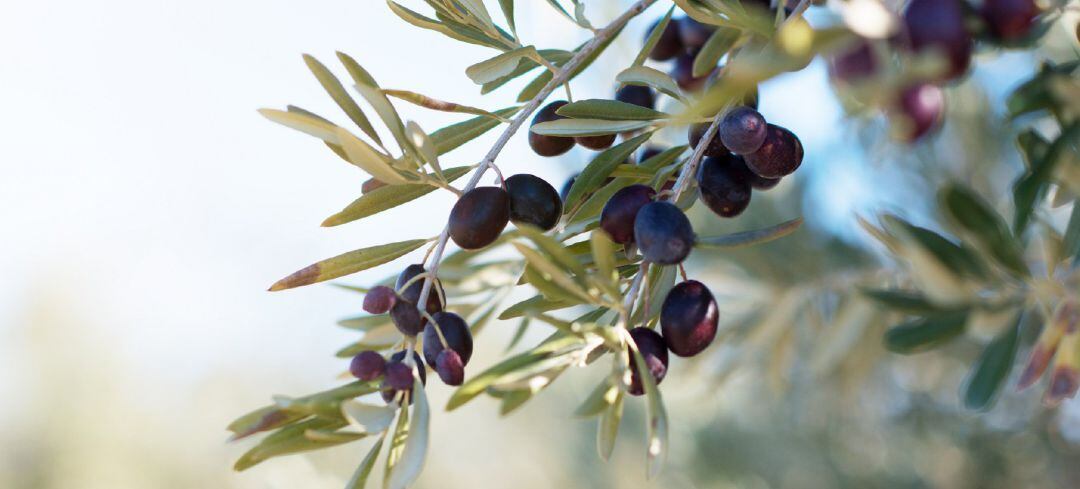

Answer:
[404,0,660,367]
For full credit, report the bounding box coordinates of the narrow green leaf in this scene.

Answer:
[270,239,428,291]
[499,295,573,320]
[385,1,498,48]
[616,66,685,102]
[430,107,522,155]
[303,54,382,146]
[516,24,625,102]
[259,108,340,142]
[337,314,393,331]
[860,288,955,314]
[575,379,618,418]
[564,132,653,212]
[513,242,593,303]
[630,338,668,478]
[531,118,653,137]
[963,315,1022,410]
[234,418,350,471]
[633,6,675,67]
[1013,124,1080,233]
[384,89,506,121]
[941,184,1029,277]
[446,335,584,410]
[597,389,624,461]
[386,380,429,489]
[693,27,740,77]
[884,310,969,354]
[556,99,669,121]
[335,128,410,184]
[591,230,617,287]
[323,166,471,227]
[1064,204,1080,262]
[498,0,515,34]
[227,405,306,441]
[882,215,987,280]
[696,218,803,249]
[466,46,549,85]
[515,225,588,281]
[344,435,384,489]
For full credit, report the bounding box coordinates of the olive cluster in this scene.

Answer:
[354,264,475,403]
[829,0,1042,141]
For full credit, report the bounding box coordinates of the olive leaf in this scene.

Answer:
[386,1,510,50]
[884,310,970,354]
[563,132,653,212]
[234,418,350,471]
[632,6,675,67]
[335,325,402,357]
[227,405,307,441]
[556,99,669,120]
[696,218,803,249]
[344,435,384,489]
[513,242,594,304]
[446,335,585,410]
[963,314,1022,411]
[630,336,668,478]
[1013,124,1080,233]
[303,54,382,146]
[323,166,472,227]
[940,184,1029,278]
[860,288,957,315]
[693,26,740,77]
[499,295,573,320]
[269,239,429,291]
[335,128,411,184]
[481,49,573,94]
[384,89,507,121]
[259,108,340,143]
[597,388,624,461]
[516,24,625,102]
[431,107,522,154]
[616,65,686,102]
[466,46,553,85]
[342,401,397,434]
[530,118,653,137]
[576,379,619,418]
[386,379,429,489]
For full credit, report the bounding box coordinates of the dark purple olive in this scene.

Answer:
[529,101,576,156]
[689,122,730,158]
[362,178,387,194]
[671,53,711,92]
[576,133,616,150]
[505,174,562,231]
[897,83,944,142]
[396,264,444,315]
[600,184,656,244]
[616,84,656,110]
[981,0,1039,41]
[677,17,715,51]
[390,300,425,336]
[627,327,669,396]
[381,350,426,404]
[646,17,683,61]
[435,350,466,386]
[719,106,768,155]
[744,124,803,178]
[829,39,878,84]
[422,311,474,368]
[697,155,752,218]
[660,280,719,357]
[634,201,695,265]
[902,0,973,81]
[385,362,415,391]
[363,285,397,314]
[449,186,511,250]
[349,351,386,381]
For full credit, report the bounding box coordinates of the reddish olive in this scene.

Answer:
[435,350,466,386]
[901,0,972,81]
[719,106,768,155]
[628,327,670,396]
[422,311,474,368]
[349,351,386,381]
[744,124,803,179]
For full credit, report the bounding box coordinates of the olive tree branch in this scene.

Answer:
[403,0,660,367]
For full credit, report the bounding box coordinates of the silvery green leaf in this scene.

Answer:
[269,239,428,291]
[345,435,385,489]
[336,325,403,357]
[335,128,411,184]
[940,184,1029,278]
[696,218,803,249]
[563,132,653,213]
[227,405,307,441]
[385,381,429,489]
[499,295,573,320]
[693,27,740,77]
[616,66,686,102]
[431,107,522,154]
[963,315,1021,410]
[597,389,624,460]
[576,379,617,418]
[386,1,500,49]
[860,288,955,314]
[259,108,340,143]
[234,418,350,471]
[303,54,382,146]
[630,337,668,478]
[446,335,585,410]
[633,6,675,67]
[884,310,970,354]
[323,166,472,227]
[466,46,549,85]
[556,99,669,121]
[513,243,593,304]
[516,25,624,102]
[530,118,653,137]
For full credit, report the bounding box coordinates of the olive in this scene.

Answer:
[697,155,752,218]
[627,327,669,396]
[529,101,576,156]
[634,201,695,265]
[660,280,719,357]
[505,174,562,231]
[449,186,511,250]
[744,124,803,179]
[600,184,656,244]
[422,311,474,368]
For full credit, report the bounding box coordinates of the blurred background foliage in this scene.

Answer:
[4,0,1080,488]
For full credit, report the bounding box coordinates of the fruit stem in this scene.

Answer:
[781,0,812,27]
[408,0,661,364]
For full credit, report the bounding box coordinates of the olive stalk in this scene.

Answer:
[404,0,661,367]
